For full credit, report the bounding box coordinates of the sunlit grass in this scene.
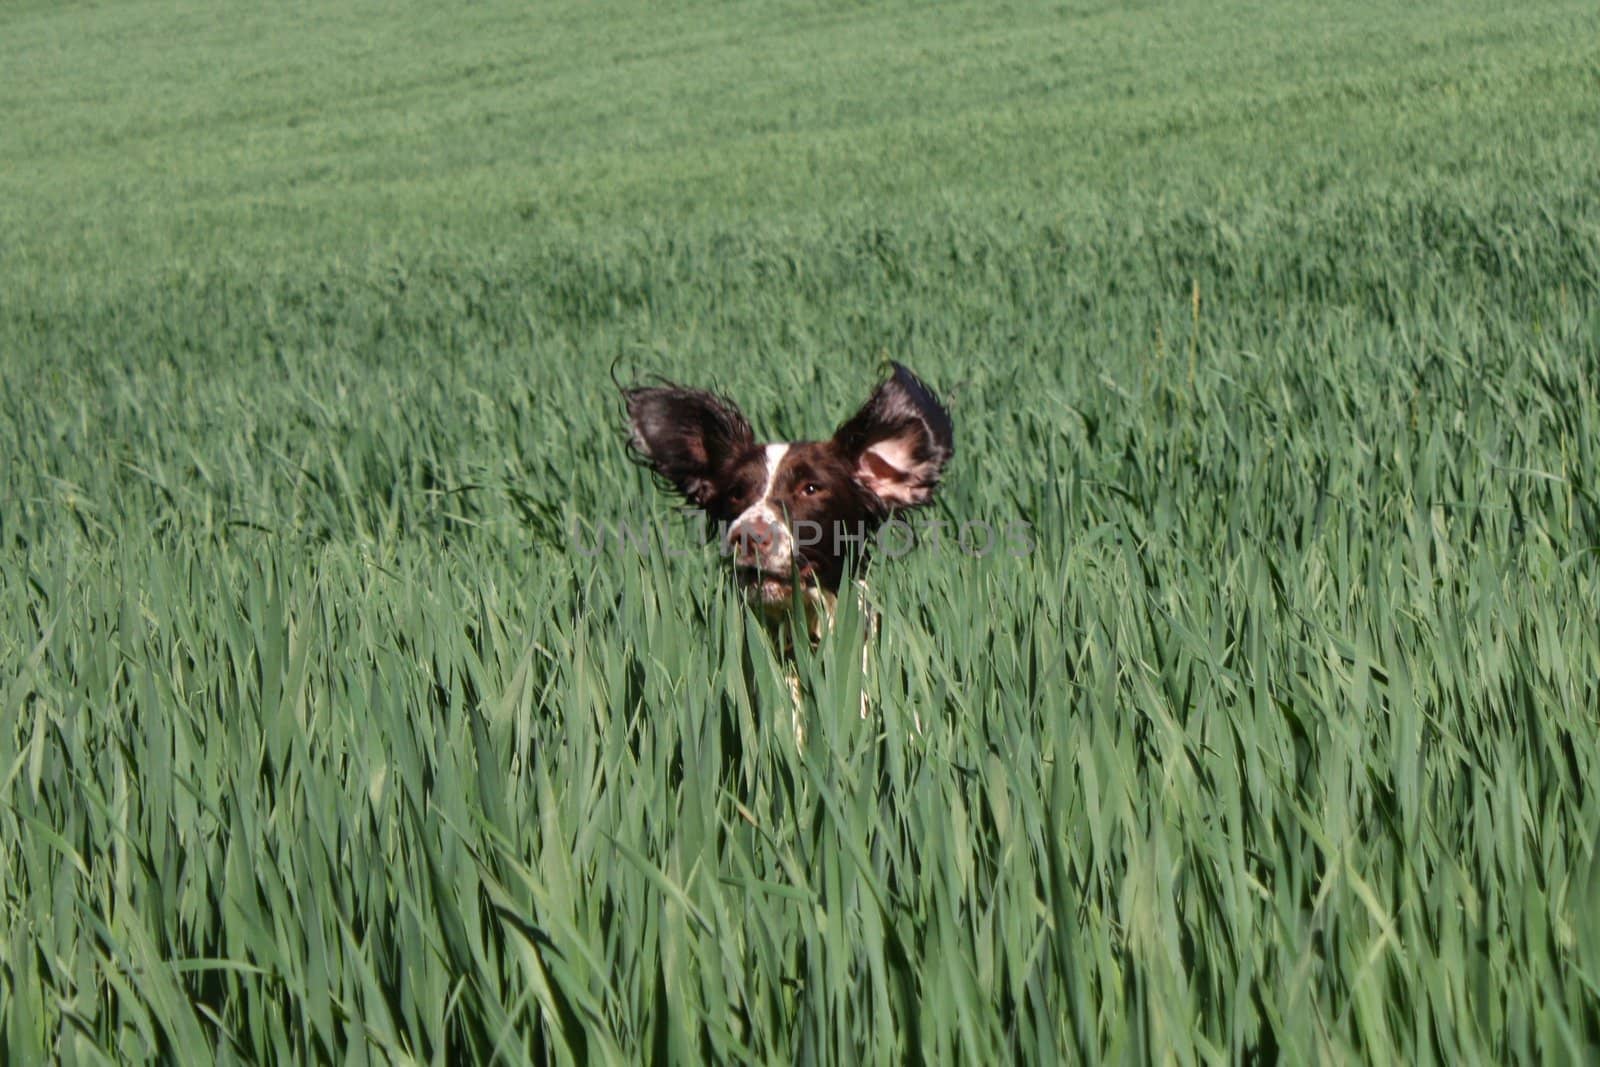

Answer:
[3,0,1599,1061]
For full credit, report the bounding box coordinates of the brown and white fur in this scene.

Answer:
[623,362,954,736]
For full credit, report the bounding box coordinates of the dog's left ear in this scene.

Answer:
[832,362,954,509]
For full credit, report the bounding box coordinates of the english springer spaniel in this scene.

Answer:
[623,363,954,730]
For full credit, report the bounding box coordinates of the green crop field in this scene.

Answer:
[4,0,1600,1061]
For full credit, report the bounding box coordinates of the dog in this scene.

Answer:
[622,362,954,735]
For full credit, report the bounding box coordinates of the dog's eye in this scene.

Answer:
[802,482,821,496]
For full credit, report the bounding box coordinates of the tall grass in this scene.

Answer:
[3,0,1599,1061]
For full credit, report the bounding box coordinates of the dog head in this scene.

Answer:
[624,363,954,608]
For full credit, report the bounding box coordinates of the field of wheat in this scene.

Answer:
[4,0,1599,1061]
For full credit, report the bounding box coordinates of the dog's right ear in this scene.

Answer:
[623,385,755,507]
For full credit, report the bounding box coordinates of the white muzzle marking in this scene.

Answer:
[729,443,794,578]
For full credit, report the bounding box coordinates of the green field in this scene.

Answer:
[4,0,1600,1061]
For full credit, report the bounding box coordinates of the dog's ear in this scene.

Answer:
[624,384,755,507]
[832,362,954,509]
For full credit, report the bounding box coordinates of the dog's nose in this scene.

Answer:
[730,517,774,567]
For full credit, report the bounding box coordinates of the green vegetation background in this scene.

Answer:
[3,0,1599,1061]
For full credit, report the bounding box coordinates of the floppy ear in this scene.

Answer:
[832,362,954,509]
[624,384,755,507]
